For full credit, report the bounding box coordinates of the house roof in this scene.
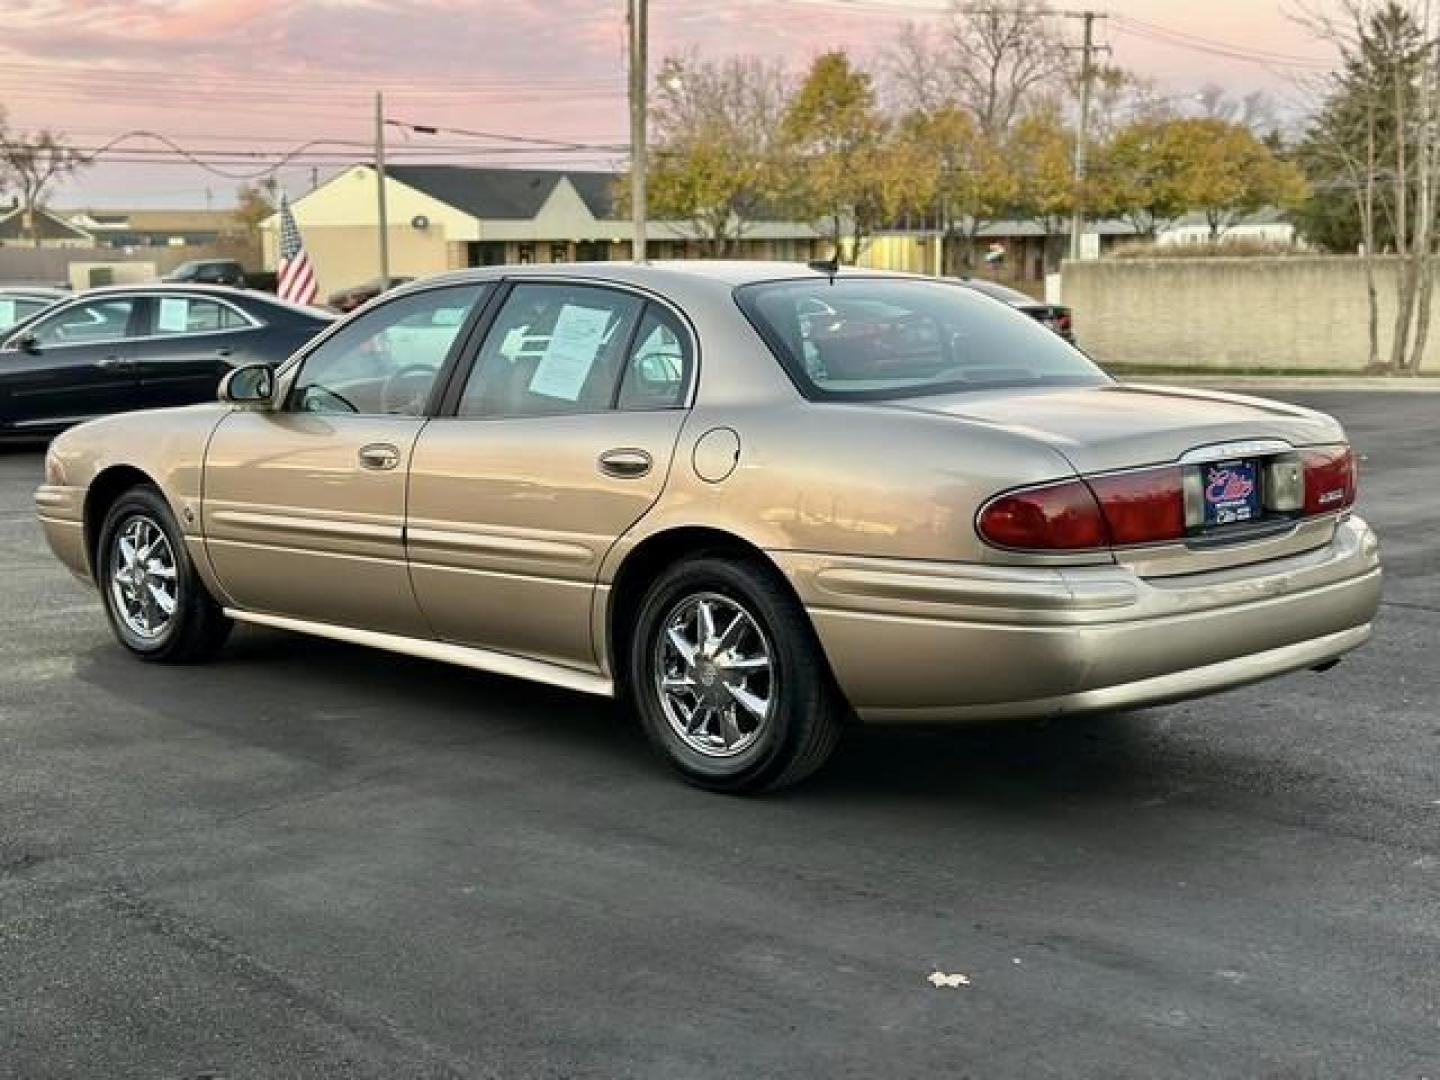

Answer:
[0,207,92,242]
[384,165,621,221]
[65,209,233,230]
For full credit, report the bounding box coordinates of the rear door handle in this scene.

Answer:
[598,448,653,478]
[97,355,130,369]
[358,443,401,471]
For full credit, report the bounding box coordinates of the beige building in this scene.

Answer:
[262,164,828,298]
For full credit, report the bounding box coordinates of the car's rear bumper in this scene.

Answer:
[774,515,1382,724]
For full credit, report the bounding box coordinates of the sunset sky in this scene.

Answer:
[0,0,1341,209]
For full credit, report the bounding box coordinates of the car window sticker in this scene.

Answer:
[157,297,190,333]
[528,303,612,401]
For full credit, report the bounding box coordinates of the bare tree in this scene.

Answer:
[887,2,1066,138]
[1196,84,1280,135]
[1296,0,1439,372]
[0,130,89,248]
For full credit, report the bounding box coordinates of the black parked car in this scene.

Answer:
[0,285,332,437]
[959,278,1074,343]
[163,259,248,287]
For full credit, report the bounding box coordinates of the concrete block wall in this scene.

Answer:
[1062,256,1440,372]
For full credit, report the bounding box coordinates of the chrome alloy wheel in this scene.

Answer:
[108,514,179,641]
[654,592,774,757]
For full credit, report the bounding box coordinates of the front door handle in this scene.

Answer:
[358,443,401,471]
[215,346,234,358]
[598,448,653,479]
[97,355,129,369]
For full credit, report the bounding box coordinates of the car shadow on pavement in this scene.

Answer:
[71,621,1188,812]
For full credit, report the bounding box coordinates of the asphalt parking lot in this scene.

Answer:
[0,390,1436,1079]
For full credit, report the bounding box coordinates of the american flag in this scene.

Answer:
[276,193,317,305]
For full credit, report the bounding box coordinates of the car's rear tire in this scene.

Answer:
[96,485,231,663]
[628,556,844,793]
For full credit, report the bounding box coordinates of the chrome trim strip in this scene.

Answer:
[208,509,402,543]
[1179,439,1294,465]
[12,414,99,428]
[223,608,614,698]
[857,624,1372,724]
[406,525,594,564]
[814,566,1138,611]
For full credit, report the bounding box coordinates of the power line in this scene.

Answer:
[1110,16,1333,71]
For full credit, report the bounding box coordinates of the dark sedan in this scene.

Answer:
[0,285,332,437]
[960,278,1074,342]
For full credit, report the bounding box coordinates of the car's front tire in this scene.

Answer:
[628,556,844,793]
[97,486,231,663]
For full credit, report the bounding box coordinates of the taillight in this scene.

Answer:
[1301,445,1356,515]
[977,480,1107,550]
[979,468,1186,551]
[1088,467,1186,545]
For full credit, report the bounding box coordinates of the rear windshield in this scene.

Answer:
[736,277,1106,401]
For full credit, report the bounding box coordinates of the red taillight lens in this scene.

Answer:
[978,480,1108,550]
[1301,445,1356,515]
[1088,467,1186,545]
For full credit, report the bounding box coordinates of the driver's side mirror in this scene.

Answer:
[15,333,38,354]
[218,362,275,407]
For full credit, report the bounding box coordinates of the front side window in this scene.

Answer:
[736,278,1108,401]
[457,283,643,418]
[287,284,486,416]
[151,296,252,336]
[27,298,138,347]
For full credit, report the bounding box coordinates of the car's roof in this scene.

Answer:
[415,259,925,293]
[0,285,67,298]
[42,283,333,322]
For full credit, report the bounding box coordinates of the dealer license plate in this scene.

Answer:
[1201,459,1261,527]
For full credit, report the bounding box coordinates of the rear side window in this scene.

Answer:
[617,305,693,410]
[151,297,252,335]
[736,278,1107,401]
[457,283,644,418]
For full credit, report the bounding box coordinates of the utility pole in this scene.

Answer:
[1065,11,1108,264]
[375,90,391,283]
[627,0,648,264]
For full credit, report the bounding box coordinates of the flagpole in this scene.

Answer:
[375,89,390,284]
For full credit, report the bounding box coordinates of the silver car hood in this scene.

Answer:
[888,382,1343,475]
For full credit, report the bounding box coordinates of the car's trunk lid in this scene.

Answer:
[888,381,1348,574]
[889,381,1339,474]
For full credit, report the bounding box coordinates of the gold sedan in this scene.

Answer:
[34,263,1382,792]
